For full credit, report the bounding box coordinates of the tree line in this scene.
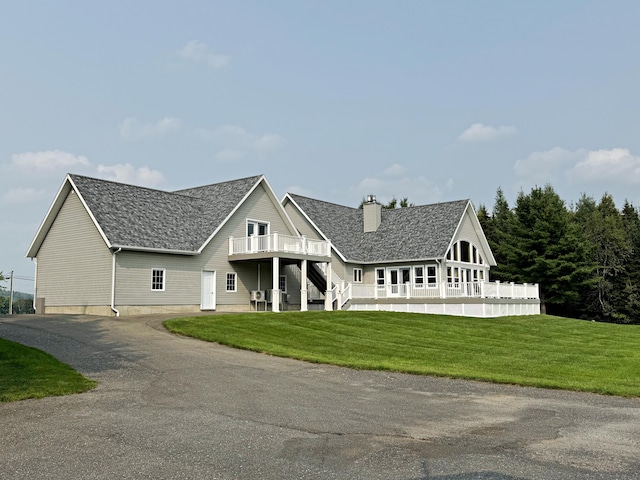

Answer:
[478,185,640,323]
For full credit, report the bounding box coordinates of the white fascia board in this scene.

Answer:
[259,176,301,237]
[26,175,71,258]
[26,174,112,257]
[110,245,200,256]
[447,200,497,266]
[353,257,442,265]
[462,201,497,266]
[281,193,348,263]
[68,175,113,249]
[197,175,290,254]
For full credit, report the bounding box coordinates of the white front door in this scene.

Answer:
[201,271,216,310]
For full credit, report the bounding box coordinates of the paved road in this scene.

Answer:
[0,314,639,480]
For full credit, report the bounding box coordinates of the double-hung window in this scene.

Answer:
[376,268,385,289]
[427,266,437,287]
[151,268,165,291]
[414,266,424,288]
[353,268,363,283]
[226,273,237,292]
[279,275,287,293]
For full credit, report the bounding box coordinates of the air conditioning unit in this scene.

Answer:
[251,290,265,301]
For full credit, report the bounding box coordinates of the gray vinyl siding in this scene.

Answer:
[452,208,492,264]
[115,251,202,306]
[36,190,112,306]
[283,201,324,241]
[115,182,297,308]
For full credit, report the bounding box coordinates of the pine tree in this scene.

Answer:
[509,185,586,315]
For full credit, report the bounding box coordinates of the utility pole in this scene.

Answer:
[9,271,14,315]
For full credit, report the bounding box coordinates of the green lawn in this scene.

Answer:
[165,311,640,397]
[0,338,97,402]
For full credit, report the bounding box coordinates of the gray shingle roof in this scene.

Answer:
[69,174,262,252]
[288,194,469,263]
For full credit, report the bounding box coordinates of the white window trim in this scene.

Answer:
[279,274,287,293]
[353,268,363,283]
[426,265,437,288]
[151,268,166,292]
[226,272,237,292]
[375,268,385,288]
[413,266,425,288]
[246,219,270,236]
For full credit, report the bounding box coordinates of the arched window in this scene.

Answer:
[446,241,484,265]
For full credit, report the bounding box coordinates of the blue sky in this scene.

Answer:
[2,0,640,292]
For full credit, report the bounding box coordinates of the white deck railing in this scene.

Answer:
[347,281,539,301]
[229,234,331,257]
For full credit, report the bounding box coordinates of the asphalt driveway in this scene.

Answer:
[0,314,639,480]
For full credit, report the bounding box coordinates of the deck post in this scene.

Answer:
[300,259,308,311]
[272,257,280,312]
[324,262,333,311]
[229,237,233,255]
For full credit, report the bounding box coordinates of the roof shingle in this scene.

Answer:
[69,174,262,252]
[288,194,469,262]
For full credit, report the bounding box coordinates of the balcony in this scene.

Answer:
[229,233,331,259]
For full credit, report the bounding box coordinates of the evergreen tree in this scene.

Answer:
[617,201,640,322]
[579,194,631,321]
[486,188,516,282]
[509,185,586,314]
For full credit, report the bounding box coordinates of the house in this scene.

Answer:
[26,173,539,317]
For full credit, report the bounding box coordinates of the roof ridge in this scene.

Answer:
[288,193,361,211]
[174,174,263,195]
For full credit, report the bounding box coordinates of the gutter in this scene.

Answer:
[111,248,121,317]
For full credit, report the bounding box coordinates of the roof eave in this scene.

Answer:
[111,245,200,256]
[281,193,349,263]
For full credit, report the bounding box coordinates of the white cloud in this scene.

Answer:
[514,147,585,184]
[458,123,518,143]
[568,148,640,185]
[10,150,90,173]
[513,147,640,203]
[2,187,47,204]
[120,117,181,141]
[179,40,230,69]
[95,164,165,187]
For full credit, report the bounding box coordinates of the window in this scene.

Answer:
[151,269,165,291]
[414,266,424,288]
[376,268,385,288]
[427,266,437,287]
[226,273,237,292]
[353,268,363,283]
[247,220,269,236]
[279,275,287,293]
[447,241,484,265]
[460,241,471,263]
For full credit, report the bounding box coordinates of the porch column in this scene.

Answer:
[324,261,333,311]
[300,259,308,311]
[272,257,280,312]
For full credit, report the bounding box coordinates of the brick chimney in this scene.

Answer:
[363,195,381,232]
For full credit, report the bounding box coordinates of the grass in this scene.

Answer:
[165,311,640,397]
[0,338,97,402]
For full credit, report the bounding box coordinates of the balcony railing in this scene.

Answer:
[348,281,539,301]
[229,233,331,257]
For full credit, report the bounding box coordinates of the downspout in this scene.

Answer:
[32,258,37,312]
[111,248,121,317]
